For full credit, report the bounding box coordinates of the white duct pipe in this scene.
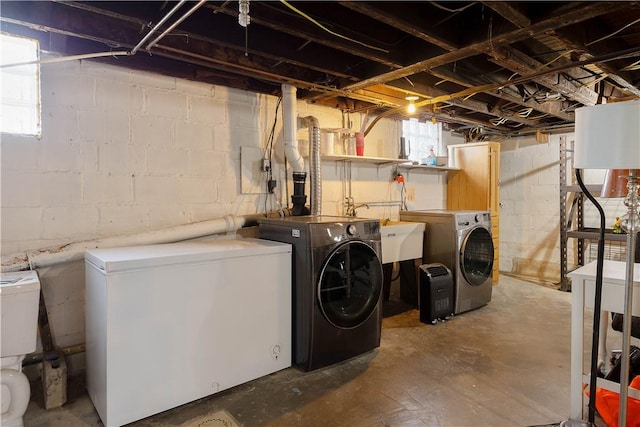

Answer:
[282,84,304,172]
[1,215,252,272]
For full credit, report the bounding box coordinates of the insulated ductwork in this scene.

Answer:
[300,116,321,216]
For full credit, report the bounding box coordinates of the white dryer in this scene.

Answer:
[400,210,494,314]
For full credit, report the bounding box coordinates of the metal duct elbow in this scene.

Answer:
[282,84,304,173]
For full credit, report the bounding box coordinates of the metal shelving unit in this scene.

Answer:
[559,136,628,291]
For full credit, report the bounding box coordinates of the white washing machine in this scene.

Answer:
[400,210,494,314]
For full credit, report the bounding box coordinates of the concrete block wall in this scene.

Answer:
[500,134,628,284]
[1,59,443,372]
[500,135,563,283]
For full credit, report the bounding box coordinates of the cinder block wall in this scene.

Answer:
[500,134,628,284]
[500,135,563,283]
[1,59,444,373]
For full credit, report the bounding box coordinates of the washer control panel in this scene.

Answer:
[456,211,491,228]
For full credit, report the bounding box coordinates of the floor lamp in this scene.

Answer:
[574,100,640,426]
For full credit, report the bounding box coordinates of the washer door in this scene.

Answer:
[317,241,383,329]
[460,226,494,286]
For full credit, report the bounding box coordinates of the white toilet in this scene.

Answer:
[1,271,41,427]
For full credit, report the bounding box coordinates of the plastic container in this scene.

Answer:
[322,133,335,156]
[347,136,356,155]
[355,132,365,156]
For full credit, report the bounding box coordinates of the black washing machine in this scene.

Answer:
[258,215,383,371]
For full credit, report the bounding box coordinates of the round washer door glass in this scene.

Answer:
[460,226,494,286]
[318,241,383,329]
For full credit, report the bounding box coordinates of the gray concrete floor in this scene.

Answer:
[24,275,581,426]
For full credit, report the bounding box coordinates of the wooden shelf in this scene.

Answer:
[321,155,409,165]
[321,155,461,171]
[398,163,460,172]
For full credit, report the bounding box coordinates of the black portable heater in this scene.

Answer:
[419,263,454,324]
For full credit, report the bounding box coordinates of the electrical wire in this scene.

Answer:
[586,17,640,47]
[622,58,640,71]
[401,181,408,211]
[279,0,389,53]
[514,107,533,118]
[263,96,282,214]
[430,1,477,13]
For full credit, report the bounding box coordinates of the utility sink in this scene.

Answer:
[379,220,425,264]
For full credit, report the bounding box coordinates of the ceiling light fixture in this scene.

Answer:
[238,0,250,27]
[405,96,418,114]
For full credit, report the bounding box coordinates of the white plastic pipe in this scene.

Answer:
[1,215,251,272]
[282,84,304,172]
[1,368,30,427]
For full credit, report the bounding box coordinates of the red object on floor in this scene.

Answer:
[593,376,640,427]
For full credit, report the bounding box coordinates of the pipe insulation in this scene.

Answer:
[301,116,322,216]
[282,84,304,173]
[1,214,261,272]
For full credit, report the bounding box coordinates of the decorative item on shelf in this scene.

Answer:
[424,146,437,166]
[613,217,623,234]
[574,99,640,427]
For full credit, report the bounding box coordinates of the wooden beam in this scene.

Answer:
[338,1,457,51]
[343,2,630,92]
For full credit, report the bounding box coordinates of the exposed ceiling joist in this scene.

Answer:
[2,1,640,140]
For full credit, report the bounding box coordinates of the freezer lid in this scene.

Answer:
[84,237,292,273]
[0,270,40,295]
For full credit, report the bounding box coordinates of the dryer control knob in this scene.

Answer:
[347,224,357,236]
[475,214,481,223]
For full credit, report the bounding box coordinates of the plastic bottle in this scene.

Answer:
[426,146,437,166]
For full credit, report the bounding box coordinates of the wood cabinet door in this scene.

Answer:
[447,144,490,211]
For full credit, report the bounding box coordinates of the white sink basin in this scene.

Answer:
[380,221,425,264]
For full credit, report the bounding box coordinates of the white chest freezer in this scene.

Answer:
[84,237,292,427]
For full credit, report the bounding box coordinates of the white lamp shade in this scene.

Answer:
[574,100,640,169]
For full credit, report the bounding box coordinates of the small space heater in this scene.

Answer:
[419,263,454,324]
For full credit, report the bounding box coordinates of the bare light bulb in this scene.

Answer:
[239,0,250,27]
[405,95,418,115]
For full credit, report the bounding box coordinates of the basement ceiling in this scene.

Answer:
[3,1,640,139]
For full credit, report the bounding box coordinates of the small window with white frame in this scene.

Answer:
[402,118,443,164]
[1,32,41,137]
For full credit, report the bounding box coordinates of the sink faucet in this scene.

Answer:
[344,197,369,217]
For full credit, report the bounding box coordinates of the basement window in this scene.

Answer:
[402,118,443,164]
[0,33,41,137]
